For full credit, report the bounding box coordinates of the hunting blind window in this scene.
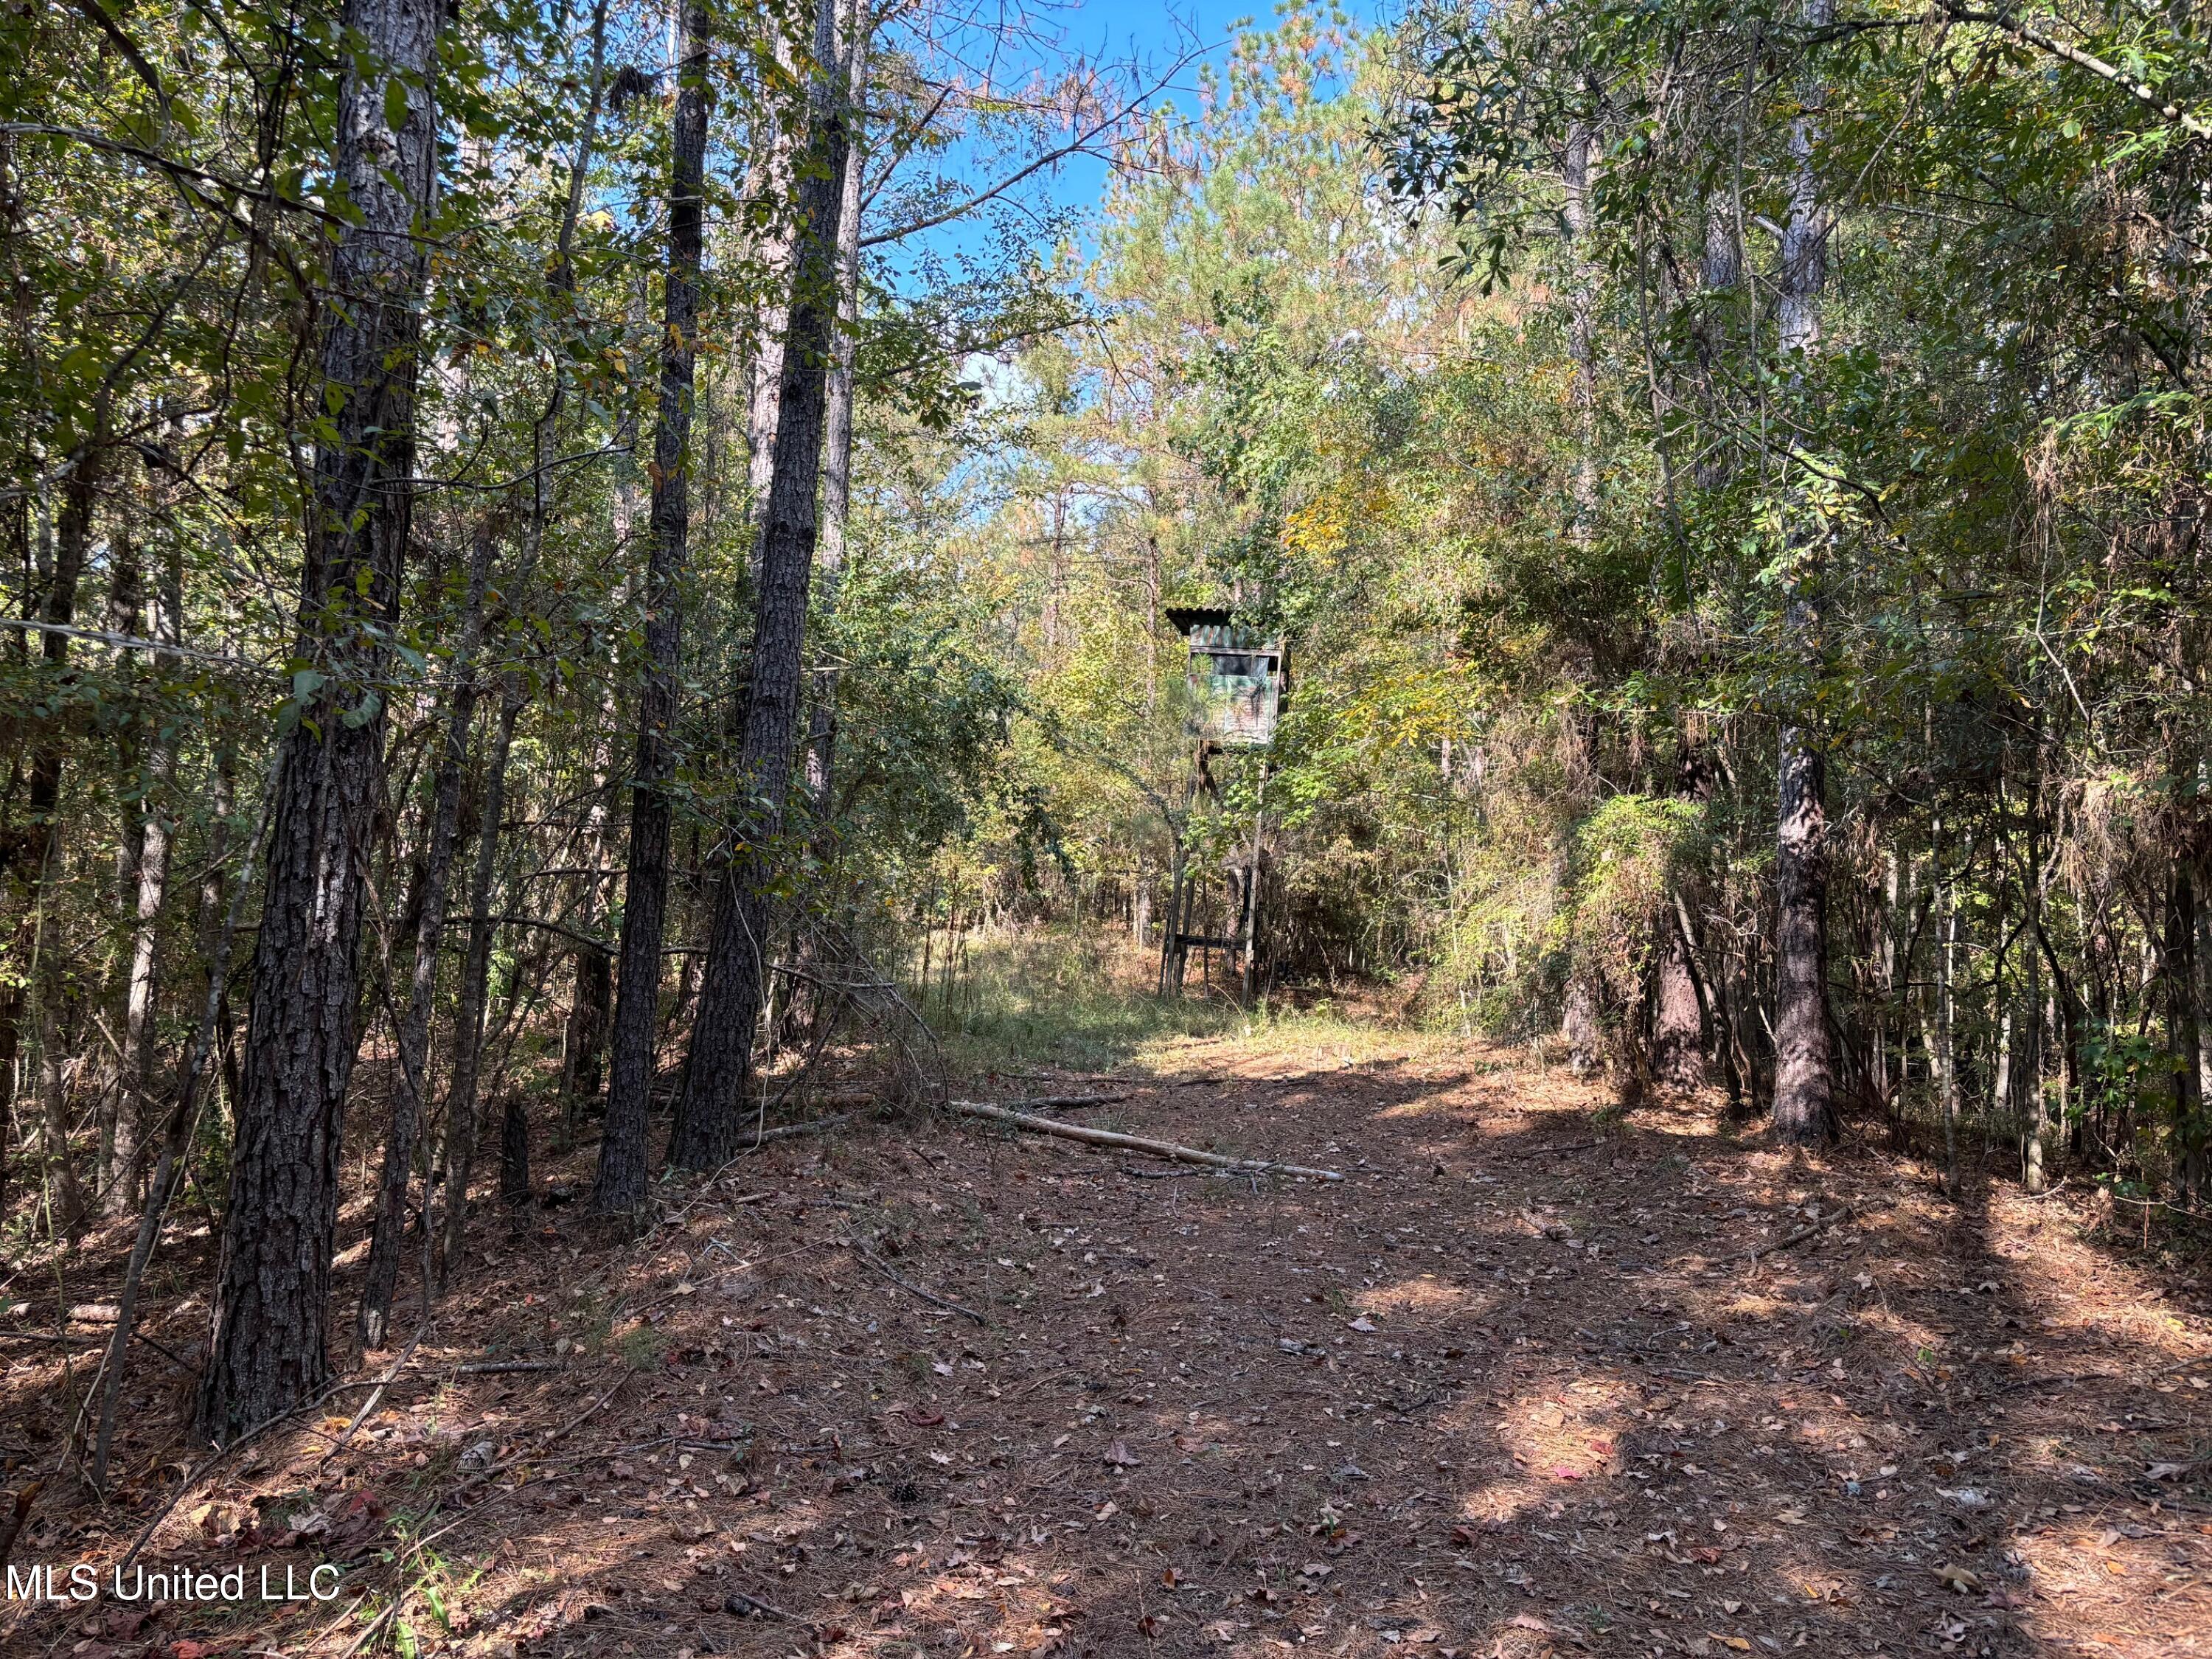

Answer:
[1165,605,1287,750]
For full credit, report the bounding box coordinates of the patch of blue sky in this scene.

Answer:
[869,0,1388,293]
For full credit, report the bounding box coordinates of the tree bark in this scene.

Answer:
[20,450,101,1240]
[196,0,443,1444]
[13,448,99,889]
[498,1093,531,1205]
[1937,872,1961,1187]
[358,516,495,1349]
[563,936,611,1110]
[743,23,805,521]
[1773,734,1834,1142]
[594,0,711,1215]
[1769,0,1837,1147]
[1560,112,1599,538]
[801,13,869,830]
[1652,919,1705,1089]
[669,0,858,1168]
[0,969,16,1234]
[1654,745,1710,1090]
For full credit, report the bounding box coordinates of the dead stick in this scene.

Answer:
[334,1593,404,1659]
[318,1329,425,1469]
[453,1360,563,1375]
[725,1587,796,1621]
[1747,1205,1857,1267]
[425,1370,630,1520]
[950,1101,1343,1180]
[844,1233,989,1325]
[743,1112,852,1148]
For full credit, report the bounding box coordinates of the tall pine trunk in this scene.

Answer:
[197,0,443,1442]
[1770,0,1837,1147]
[594,0,712,1214]
[743,24,804,518]
[801,14,869,830]
[669,0,857,1166]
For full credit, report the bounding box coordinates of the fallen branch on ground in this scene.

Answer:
[743,1112,854,1149]
[318,1329,425,1468]
[453,1360,560,1376]
[1747,1204,1858,1265]
[950,1100,1343,1180]
[844,1231,990,1325]
[996,1092,1131,1110]
[726,1588,796,1621]
[0,1329,192,1364]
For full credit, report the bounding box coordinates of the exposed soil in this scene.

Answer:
[6,1033,2212,1658]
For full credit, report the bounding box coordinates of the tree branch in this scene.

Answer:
[1941,5,2212,141]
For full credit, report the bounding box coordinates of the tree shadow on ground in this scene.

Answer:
[5,1043,2210,1659]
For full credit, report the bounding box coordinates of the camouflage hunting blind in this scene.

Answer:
[1165,606,1287,751]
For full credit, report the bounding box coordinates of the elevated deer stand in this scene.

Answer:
[1158,608,1286,1006]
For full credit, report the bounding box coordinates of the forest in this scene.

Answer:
[4,0,2212,1655]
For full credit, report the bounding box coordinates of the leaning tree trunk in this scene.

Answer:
[669,0,858,1167]
[358,517,495,1349]
[1769,0,1837,1147]
[196,0,442,1444]
[594,0,711,1215]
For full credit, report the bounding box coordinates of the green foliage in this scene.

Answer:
[1561,793,1708,1004]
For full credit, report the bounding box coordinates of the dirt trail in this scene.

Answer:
[7,1036,2212,1658]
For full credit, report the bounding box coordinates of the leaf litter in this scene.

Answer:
[2,1034,2211,1656]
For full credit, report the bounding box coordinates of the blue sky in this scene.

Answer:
[877,0,1389,282]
